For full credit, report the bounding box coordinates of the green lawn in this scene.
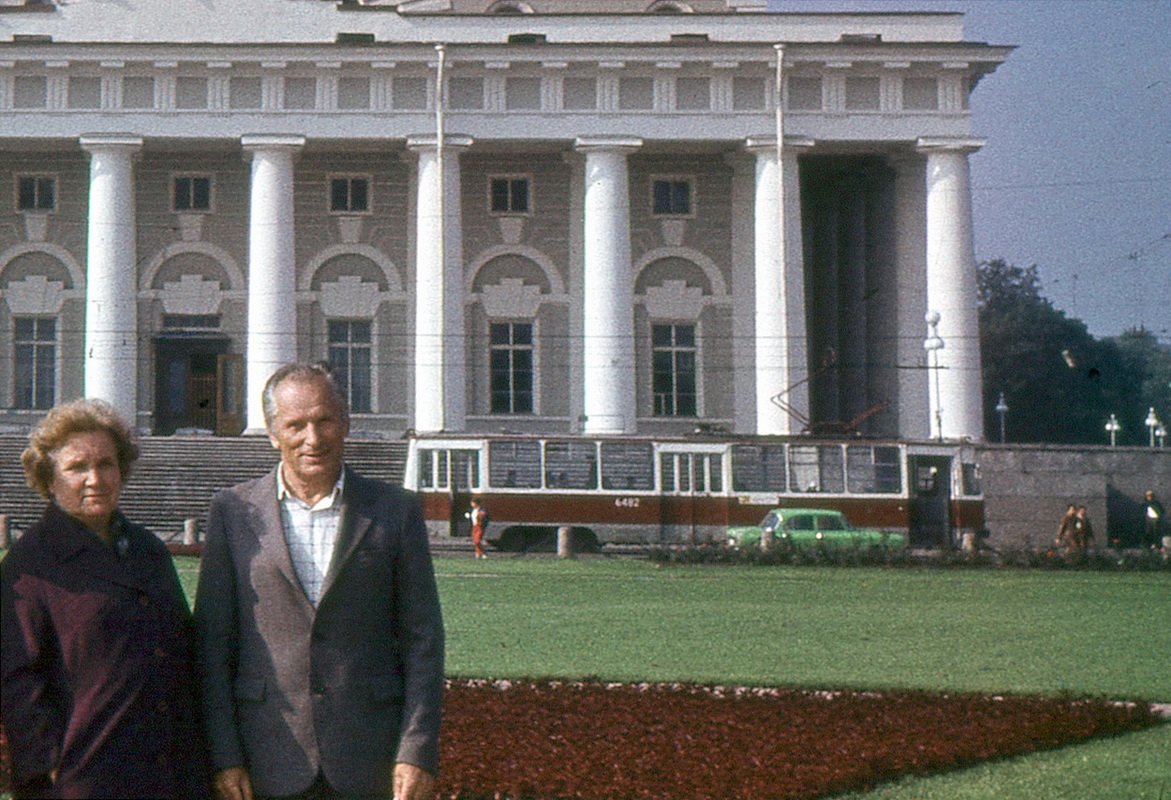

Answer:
[177,555,1171,799]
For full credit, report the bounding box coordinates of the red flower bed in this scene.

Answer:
[1,681,1159,799]
[437,679,1160,800]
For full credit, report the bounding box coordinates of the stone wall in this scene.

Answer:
[978,444,1170,550]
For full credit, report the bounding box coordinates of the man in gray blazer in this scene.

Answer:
[195,363,444,800]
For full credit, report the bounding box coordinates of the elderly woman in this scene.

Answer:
[1,399,209,800]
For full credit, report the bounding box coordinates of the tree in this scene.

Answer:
[977,259,1151,444]
[1111,326,1171,444]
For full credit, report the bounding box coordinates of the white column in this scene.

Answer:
[746,136,812,436]
[917,138,985,441]
[574,137,641,435]
[242,134,304,433]
[80,135,142,425]
[408,134,472,434]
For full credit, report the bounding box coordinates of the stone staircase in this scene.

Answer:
[1,434,408,544]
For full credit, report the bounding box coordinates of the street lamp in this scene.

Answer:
[994,391,1008,443]
[1157,423,1167,448]
[923,311,945,441]
[1105,414,1121,447]
[1145,407,1161,448]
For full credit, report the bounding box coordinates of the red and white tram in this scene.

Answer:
[403,434,984,551]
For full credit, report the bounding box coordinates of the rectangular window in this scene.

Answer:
[652,179,691,216]
[17,176,56,211]
[67,76,102,109]
[618,77,654,110]
[661,452,723,494]
[600,441,654,491]
[337,77,371,110]
[448,77,484,110]
[172,175,212,212]
[393,76,428,109]
[675,77,710,111]
[329,176,370,213]
[488,439,542,489]
[14,75,48,109]
[489,177,530,214]
[418,448,479,490]
[14,317,57,409]
[175,77,208,109]
[327,320,372,413]
[845,76,881,110]
[544,440,597,490]
[846,445,902,493]
[489,322,534,414]
[122,76,155,109]
[786,76,822,110]
[788,445,845,493]
[505,77,542,110]
[229,77,263,109]
[562,77,597,110]
[731,444,787,492]
[732,77,766,110]
[284,77,317,110]
[652,323,697,417]
[902,77,939,110]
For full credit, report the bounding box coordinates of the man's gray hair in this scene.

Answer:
[261,362,350,431]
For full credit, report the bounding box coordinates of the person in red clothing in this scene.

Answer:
[467,497,490,559]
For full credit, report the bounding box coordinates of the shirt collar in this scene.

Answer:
[277,464,346,511]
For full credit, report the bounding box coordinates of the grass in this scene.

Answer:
[171,555,1171,798]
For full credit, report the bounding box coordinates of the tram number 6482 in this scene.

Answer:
[614,497,640,508]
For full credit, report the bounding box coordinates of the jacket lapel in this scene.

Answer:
[320,467,373,601]
[247,468,314,611]
[46,506,150,593]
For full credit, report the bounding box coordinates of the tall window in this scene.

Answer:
[14,317,57,409]
[17,176,56,212]
[173,175,212,212]
[490,177,530,214]
[327,320,372,413]
[490,322,533,414]
[652,323,697,416]
[652,179,691,216]
[329,176,370,213]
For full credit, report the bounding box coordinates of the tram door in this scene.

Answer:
[660,451,725,545]
[908,455,952,548]
[445,450,479,538]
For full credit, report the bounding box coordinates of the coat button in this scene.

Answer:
[138,595,152,607]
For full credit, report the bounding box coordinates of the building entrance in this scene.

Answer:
[153,336,243,435]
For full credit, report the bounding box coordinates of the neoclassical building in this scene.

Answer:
[0,0,1010,439]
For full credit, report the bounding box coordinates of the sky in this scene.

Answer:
[768,0,1171,343]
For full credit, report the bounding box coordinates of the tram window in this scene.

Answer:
[662,452,723,493]
[418,449,447,489]
[601,441,654,490]
[961,462,982,496]
[731,444,787,492]
[544,440,598,490]
[788,445,844,493]
[846,445,902,493]
[418,448,479,490]
[489,440,542,488]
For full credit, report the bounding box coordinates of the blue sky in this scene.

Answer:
[768,0,1171,342]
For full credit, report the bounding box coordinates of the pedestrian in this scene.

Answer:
[1142,490,1165,552]
[1054,503,1077,552]
[1071,505,1094,552]
[1,399,210,800]
[467,497,489,559]
[194,363,444,800]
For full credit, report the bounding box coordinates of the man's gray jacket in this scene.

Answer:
[194,466,444,796]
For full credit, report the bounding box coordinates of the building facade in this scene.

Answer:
[0,0,1010,439]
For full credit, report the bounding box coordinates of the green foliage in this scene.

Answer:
[978,259,1168,444]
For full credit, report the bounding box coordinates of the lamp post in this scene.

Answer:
[1157,423,1167,448]
[923,311,945,441]
[994,391,1008,443]
[1105,414,1121,447]
[1145,407,1162,448]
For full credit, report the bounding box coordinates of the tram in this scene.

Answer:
[403,434,984,551]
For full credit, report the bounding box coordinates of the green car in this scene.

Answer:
[726,508,906,551]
